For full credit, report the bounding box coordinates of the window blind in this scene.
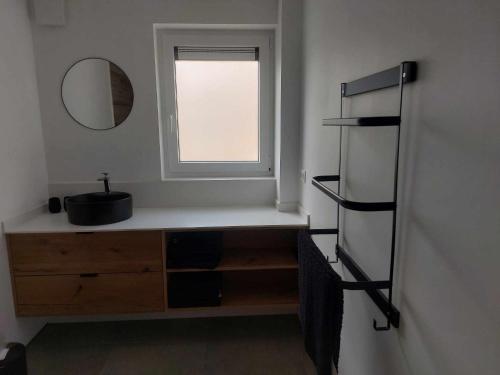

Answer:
[174,46,259,61]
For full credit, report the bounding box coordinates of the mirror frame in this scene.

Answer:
[61,57,134,131]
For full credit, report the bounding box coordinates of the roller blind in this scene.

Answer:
[174,46,259,61]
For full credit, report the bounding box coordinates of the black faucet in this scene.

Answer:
[97,172,111,193]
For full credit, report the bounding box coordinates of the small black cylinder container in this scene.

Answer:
[48,197,62,213]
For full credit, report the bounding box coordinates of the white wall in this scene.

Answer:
[300,0,500,374]
[274,0,303,211]
[0,0,49,345]
[31,0,283,207]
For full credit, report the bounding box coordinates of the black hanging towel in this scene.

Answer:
[298,230,344,374]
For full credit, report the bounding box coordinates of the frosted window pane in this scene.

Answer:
[175,61,259,162]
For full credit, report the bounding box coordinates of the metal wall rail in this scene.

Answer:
[309,61,417,331]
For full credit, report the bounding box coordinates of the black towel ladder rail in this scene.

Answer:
[308,61,417,331]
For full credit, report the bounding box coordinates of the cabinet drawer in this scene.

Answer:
[15,272,164,316]
[8,231,163,275]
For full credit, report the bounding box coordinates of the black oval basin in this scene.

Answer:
[66,192,133,226]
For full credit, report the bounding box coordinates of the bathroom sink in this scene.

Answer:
[66,192,133,226]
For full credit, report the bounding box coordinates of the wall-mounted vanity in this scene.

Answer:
[5,207,307,318]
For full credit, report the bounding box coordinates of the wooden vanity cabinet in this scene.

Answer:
[7,231,165,316]
[7,228,300,317]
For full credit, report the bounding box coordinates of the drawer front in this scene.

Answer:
[8,231,163,275]
[15,272,164,316]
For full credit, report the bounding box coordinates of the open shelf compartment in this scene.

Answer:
[166,229,298,273]
[166,269,298,311]
[223,269,298,307]
[167,246,298,273]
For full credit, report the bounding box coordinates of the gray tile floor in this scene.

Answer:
[27,315,316,375]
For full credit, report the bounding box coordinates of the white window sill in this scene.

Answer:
[161,176,276,182]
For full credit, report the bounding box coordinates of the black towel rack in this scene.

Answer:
[309,61,417,331]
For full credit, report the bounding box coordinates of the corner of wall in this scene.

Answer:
[0,0,50,345]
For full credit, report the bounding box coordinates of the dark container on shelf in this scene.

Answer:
[167,231,223,269]
[168,272,222,308]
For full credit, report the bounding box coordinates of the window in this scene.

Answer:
[155,28,274,178]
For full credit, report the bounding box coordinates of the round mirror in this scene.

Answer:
[61,58,134,130]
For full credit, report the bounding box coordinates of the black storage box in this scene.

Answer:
[167,231,223,269]
[168,272,222,308]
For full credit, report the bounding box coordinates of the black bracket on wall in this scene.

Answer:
[310,61,417,331]
[341,61,417,97]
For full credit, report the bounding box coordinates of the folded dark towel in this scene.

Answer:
[298,230,344,374]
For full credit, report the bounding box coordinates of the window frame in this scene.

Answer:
[155,28,274,178]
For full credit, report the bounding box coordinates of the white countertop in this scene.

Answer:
[3,206,309,234]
